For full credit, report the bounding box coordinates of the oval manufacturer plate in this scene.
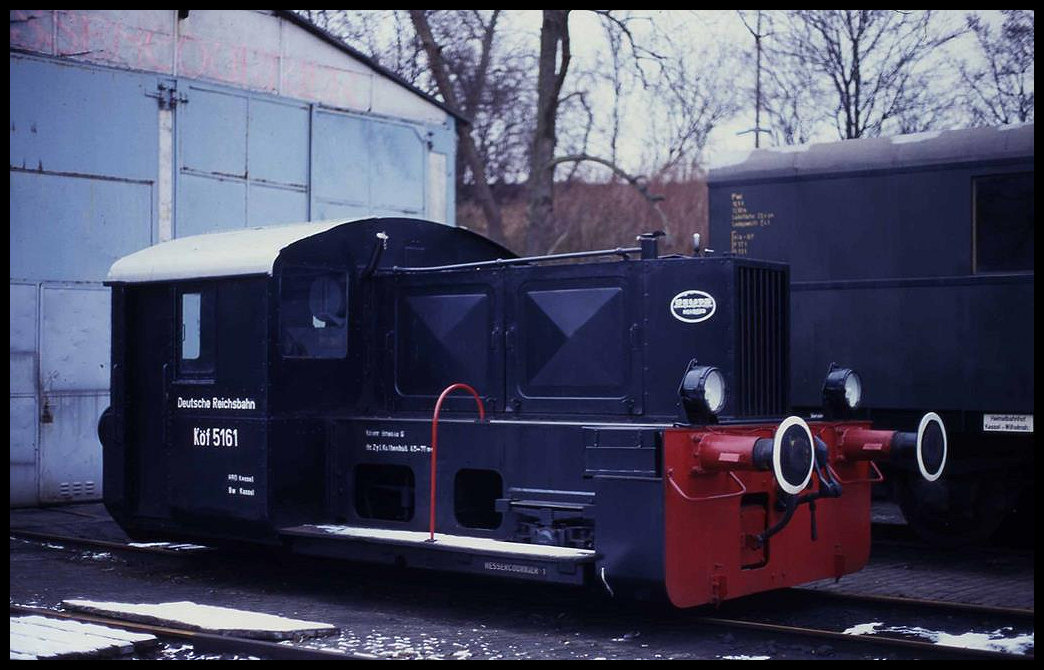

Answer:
[670,290,716,323]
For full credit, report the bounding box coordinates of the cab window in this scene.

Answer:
[280,269,349,358]
[178,287,215,376]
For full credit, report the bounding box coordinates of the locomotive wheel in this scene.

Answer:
[894,473,1017,548]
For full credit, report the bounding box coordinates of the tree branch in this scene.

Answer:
[409,10,506,244]
[545,154,670,234]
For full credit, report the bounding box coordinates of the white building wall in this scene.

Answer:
[10,9,450,126]
[10,9,458,506]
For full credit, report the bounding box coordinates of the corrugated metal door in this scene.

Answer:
[38,286,112,502]
[11,53,449,507]
[10,283,38,506]
[175,83,431,236]
[175,82,311,236]
[10,54,159,505]
[311,108,427,220]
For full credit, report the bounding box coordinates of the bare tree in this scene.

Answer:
[760,55,821,145]
[603,23,627,166]
[523,10,572,255]
[958,10,1034,126]
[420,10,535,189]
[463,24,535,187]
[735,11,820,146]
[648,43,740,176]
[525,10,676,255]
[410,11,507,245]
[889,68,963,134]
[768,10,964,140]
[296,10,728,255]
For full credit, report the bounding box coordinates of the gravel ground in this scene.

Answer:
[10,504,1033,660]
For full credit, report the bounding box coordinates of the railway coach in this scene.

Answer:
[708,124,1033,547]
[98,217,946,607]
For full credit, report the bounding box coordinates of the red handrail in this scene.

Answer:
[429,383,486,541]
[827,459,885,485]
[666,468,748,503]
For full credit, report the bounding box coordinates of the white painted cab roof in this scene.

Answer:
[106,219,350,283]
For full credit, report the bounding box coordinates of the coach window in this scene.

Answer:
[974,172,1034,273]
[280,269,349,358]
[178,288,215,376]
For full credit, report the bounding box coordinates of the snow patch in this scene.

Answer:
[308,524,595,559]
[107,219,351,283]
[889,131,943,144]
[126,542,209,551]
[843,622,1033,656]
[721,655,772,660]
[707,149,755,170]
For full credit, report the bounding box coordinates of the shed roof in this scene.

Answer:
[276,10,469,125]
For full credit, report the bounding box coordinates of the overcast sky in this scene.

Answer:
[503,10,1010,172]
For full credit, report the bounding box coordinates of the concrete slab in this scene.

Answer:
[62,599,338,641]
[10,615,157,659]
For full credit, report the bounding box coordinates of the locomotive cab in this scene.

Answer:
[101,218,512,540]
[100,216,947,608]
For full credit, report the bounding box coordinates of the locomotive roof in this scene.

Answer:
[106,217,515,283]
[106,219,359,283]
[707,123,1034,184]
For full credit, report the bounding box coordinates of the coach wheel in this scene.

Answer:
[894,473,1015,548]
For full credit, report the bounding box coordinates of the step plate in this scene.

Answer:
[280,524,596,585]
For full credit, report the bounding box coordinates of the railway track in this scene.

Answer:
[11,529,1035,660]
[702,587,1034,660]
[9,529,213,556]
[693,614,1031,660]
[796,587,1035,619]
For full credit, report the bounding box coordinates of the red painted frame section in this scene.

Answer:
[664,421,877,608]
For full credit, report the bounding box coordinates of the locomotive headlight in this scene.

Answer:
[679,361,728,424]
[822,364,862,417]
[841,371,862,408]
[700,368,726,414]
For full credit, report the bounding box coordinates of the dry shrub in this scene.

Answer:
[457,175,709,258]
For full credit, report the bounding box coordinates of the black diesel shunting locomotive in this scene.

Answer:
[99,217,946,607]
[708,124,1033,547]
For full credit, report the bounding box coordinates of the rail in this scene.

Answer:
[429,383,486,542]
